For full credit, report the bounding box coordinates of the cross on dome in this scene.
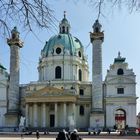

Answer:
[64,11,66,18]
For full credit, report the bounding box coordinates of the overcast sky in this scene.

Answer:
[0,0,140,114]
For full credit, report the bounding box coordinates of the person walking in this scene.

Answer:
[36,130,40,139]
[56,129,68,140]
[70,129,81,140]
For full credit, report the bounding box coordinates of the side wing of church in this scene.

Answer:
[0,13,137,131]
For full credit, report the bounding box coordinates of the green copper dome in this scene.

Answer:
[41,33,84,57]
[41,12,84,57]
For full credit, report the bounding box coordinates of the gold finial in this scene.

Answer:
[64,11,66,18]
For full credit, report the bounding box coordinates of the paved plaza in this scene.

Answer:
[0,135,140,140]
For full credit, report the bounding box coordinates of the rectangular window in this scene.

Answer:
[117,88,124,94]
[79,89,84,96]
[50,104,54,110]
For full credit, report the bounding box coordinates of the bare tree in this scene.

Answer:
[86,0,140,19]
[0,0,140,38]
[0,0,55,37]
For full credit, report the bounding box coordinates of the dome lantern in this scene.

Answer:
[59,11,70,34]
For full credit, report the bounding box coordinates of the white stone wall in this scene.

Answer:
[38,55,89,82]
[105,57,137,128]
[106,103,136,128]
[0,68,8,127]
[76,104,91,128]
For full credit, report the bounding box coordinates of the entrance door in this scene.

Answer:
[115,109,126,129]
[50,114,55,127]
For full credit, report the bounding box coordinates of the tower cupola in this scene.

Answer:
[59,11,70,34]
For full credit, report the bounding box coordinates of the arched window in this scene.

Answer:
[79,89,84,96]
[117,68,124,75]
[78,69,82,81]
[79,105,84,115]
[67,27,69,33]
[95,27,99,32]
[78,51,81,57]
[55,66,61,79]
[62,26,65,33]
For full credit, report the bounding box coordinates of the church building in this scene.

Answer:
[0,12,137,131]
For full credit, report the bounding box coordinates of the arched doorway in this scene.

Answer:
[115,109,126,129]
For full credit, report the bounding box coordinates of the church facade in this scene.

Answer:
[0,13,137,131]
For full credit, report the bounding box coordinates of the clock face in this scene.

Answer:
[56,47,61,54]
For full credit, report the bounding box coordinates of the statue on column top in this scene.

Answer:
[7,26,23,48]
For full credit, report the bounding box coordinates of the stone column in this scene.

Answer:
[42,103,46,127]
[46,105,49,127]
[63,103,67,127]
[7,27,23,113]
[72,103,76,126]
[89,20,105,128]
[55,103,58,127]
[33,103,38,127]
[90,20,104,111]
[29,105,33,127]
[25,103,29,127]
[5,27,23,127]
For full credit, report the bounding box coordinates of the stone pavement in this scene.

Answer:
[0,134,140,140]
[0,131,140,140]
[0,137,140,140]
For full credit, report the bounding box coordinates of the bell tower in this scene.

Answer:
[90,20,104,128]
[5,27,23,127]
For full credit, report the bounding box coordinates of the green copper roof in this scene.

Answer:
[61,18,69,24]
[0,64,6,70]
[41,12,84,57]
[42,33,84,57]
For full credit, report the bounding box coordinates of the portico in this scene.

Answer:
[25,87,77,128]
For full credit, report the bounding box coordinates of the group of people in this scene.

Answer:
[34,129,81,140]
[56,129,82,140]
